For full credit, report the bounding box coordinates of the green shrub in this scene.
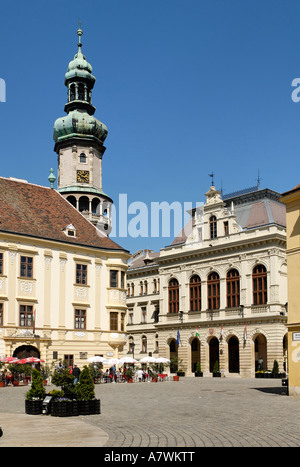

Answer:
[272,360,279,375]
[75,366,95,400]
[51,368,76,399]
[26,369,46,400]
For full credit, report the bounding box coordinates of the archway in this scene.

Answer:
[209,337,219,373]
[79,196,89,212]
[228,336,239,373]
[13,345,40,360]
[254,334,267,371]
[191,337,200,372]
[169,339,178,372]
[66,195,76,208]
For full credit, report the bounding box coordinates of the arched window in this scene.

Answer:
[69,83,75,101]
[189,275,201,311]
[226,269,240,308]
[79,152,87,163]
[78,83,85,100]
[78,196,89,212]
[209,215,217,239]
[207,272,220,310]
[142,335,147,353]
[253,264,267,305]
[168,278,179,314]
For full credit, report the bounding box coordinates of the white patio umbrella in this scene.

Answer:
[155,357,170,364]
[104,358,121,365]
[139,356,157,363]
[118,357,138,364]
[87,356,107,363]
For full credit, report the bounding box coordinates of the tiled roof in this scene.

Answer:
[0,177,127,252]
[128,249,160,269]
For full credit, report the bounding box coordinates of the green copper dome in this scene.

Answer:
[53,25,108,147]
[64,48,96,85]
[53,109,108,144]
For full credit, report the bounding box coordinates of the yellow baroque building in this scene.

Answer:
[0,177,129,365]
[126,184,288,377]
[280,184,300,395]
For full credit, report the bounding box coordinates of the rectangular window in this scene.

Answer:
[110,270,118,288]
[64,355,74,367]
[20,256,33,278]
[19,304,33,327]
[141,307,147,324]
[121,313,125,331]
[110,312,118,331]
[121,271,125,289]
[224,221,229,236]
[0,253,3,275]
[128,313,133,325]
[76,264,87,285]
[0,303,3,326]
[74,309,86,329]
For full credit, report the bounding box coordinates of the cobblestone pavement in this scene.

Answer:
[0,377,300,447]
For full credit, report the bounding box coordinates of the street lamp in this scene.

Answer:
[178,311,184,323]
[131,342,135,359]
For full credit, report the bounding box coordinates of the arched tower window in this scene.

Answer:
[79,152,87,163]
[69,83,76,101]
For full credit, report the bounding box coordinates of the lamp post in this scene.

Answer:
[131,342,135,360]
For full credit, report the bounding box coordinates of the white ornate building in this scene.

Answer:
[126,184,288,377]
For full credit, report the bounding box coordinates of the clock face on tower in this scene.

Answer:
[77,170,89,183]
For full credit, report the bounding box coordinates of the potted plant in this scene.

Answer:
[40,364,52,386]
[212,361,221,377]
[0,372,5,387]
[50,367,78,416]
[25,369,46,414]
[195,362,203,377]
[151,371,158,382]
[124,367,134,383]
[76,366,100,415]
[272,360,280,378]
[8,363,20,385]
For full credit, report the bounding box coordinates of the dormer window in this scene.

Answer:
[64,224,76,238]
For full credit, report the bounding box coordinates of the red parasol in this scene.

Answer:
[16,357,45,364]
[0,356,19,363]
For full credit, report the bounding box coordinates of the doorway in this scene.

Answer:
[228,336,239,373]
[209,337,219,373]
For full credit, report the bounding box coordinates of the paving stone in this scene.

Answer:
[0,377,299,447]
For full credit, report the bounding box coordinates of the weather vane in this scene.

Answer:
[209,172,215,186]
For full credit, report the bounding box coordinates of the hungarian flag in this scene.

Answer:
[219,325,223,340]
[196,326,200,339]
[244,323,247,341]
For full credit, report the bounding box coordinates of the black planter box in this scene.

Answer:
[25,399,43,415]
[79,399,101,415]
[213,372,221,377]
[195,372,203,377]
[177,372,185,377]
[50,400,79,417]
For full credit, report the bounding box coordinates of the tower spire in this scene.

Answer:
[77,19,83,52]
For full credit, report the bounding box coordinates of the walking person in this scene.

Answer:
[72,363,81,384]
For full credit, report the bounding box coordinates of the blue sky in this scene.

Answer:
[0,0,300,254]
